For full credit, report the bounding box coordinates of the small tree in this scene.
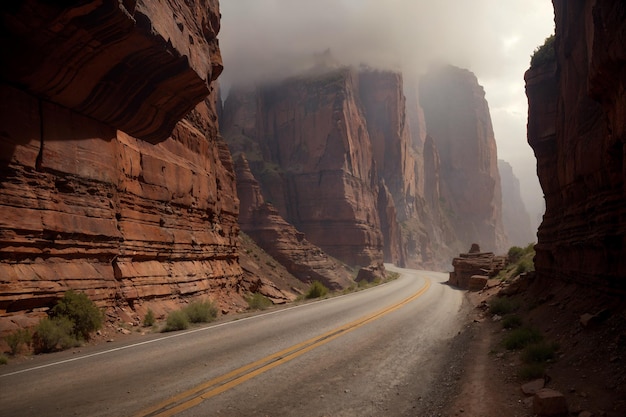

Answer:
[51,290,103,340]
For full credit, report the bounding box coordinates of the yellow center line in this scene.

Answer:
[133,277,431,417]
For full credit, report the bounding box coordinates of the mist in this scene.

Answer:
[219,0,554,232]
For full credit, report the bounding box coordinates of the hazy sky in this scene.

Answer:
[218,0,555,230]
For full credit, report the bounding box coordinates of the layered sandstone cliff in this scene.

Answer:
[235,155,354,289]
[420,65,508,253]
[223,69,387,268]
[526,1,626,292]
[498,160,535,247]
[223,65,506,270]
[0,0,244,327]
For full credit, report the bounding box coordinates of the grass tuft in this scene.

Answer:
[183,300,218,324]
[489,297,519,315]
[163,310,190,332]
[522,341,559,364]
[503,327,543,350]
[306,281,329,299]
[143,309,156,327]
[502,314,523,329]
[246,293,273,311]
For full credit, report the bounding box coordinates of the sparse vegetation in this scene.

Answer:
[246,293,273,310]
[0,354,7,365]
[522,341,559,364]
[183,300,218,323]
[497,243,536,281]
[143,309,156,327]
[489,297,519,315]
[161,300,218,332]
[306,281,329,299]
[503,326,543,350]
[4,328,32,355]
[530,34,556,68]
[32,317,80,353]
[502,314,523,329]
[163,310,190,332]
[50,290,103,340]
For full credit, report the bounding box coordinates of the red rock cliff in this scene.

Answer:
[223,69,386,267]
[526,0,626,292]
[419,65,508,253]
[235,154,354,289]
[0,0,243,326]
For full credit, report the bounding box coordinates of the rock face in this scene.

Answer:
[223,69,386,268]
[498,159,535,246]
[526,0,626,292]
[223,65,507,270]
[0,1,244,324]
[449,245,506,290]
[420,66,508,253]
[235,155,353,290]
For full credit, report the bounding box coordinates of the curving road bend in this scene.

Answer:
[0,266,467,417]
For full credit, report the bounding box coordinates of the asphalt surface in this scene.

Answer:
[0,266,467,417]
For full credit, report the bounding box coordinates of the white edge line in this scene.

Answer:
[0,277,407,379]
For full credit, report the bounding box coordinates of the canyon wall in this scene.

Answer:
[223,66,505,270]
[0,0,244,327]
[223,69,388,268]
[498,160,535,247]
[526,0,626,292]
[419,65,508,254]
[235,155,354,289]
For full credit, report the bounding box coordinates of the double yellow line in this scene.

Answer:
[134,278,431,417]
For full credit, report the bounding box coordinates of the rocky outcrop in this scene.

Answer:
[420,65,508,253]
[449,245,506,290]
[0,0,222,143]
[0,0,244,327]
[526,0,626,292]
[498,160,535,246]
[235,155,354,290]
[223,69,385,267]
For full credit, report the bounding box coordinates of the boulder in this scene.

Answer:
[468,275,488,291]
[533,388,568,416]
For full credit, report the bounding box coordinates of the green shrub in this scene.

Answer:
[0,354,7,365]
[503,327,543,350]
[507,246,524,263]
[489,297,519,315]
[51,290,102,340]
[502,315,523,330]
[4,328,32,355]
[183,300,218,323]
[32,317,79,353]
[306,281,329,299]
[246,293,273,311]
[143,309,156,327]
[518,363,546,380]
[163,310,190,332]
[515,258,535,276]
[530,34,555,68]
[522,342,559,364]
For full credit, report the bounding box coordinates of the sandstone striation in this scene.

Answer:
[526,0,626,292]
[449,245,506,290]
[0,0,245,329]
[223,69,385,268]
[235,154,354,290]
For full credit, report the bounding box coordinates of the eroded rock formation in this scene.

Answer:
[498,159,535,247]
[0,0,243,328]
[235,155,354,290]
[526,0,626,292]
[420,66,508,254]
[449,245,506,290]
[223,69,386,268]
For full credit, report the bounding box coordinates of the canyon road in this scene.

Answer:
[0,267,467,417]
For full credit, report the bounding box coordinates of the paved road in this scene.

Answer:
[0,266,467,417]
